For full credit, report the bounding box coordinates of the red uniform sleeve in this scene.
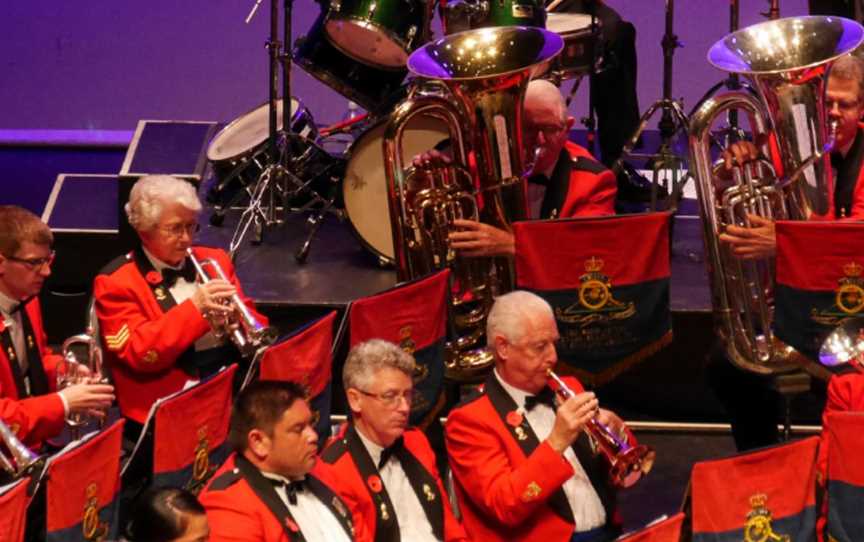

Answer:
[445,406,574,527]
[201,488,271,542]
[0,393,65,447]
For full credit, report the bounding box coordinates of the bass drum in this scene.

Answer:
[342,115,450,261]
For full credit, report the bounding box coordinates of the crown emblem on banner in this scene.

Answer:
[844,261,862,278]
[584,256,604,273]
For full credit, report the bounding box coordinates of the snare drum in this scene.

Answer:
[295,12,408,113]
[342,115,450,261]
[545,13,600,78]
[325,0,429,69]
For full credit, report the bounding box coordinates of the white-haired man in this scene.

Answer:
[445,290,633,542]
[415,79,617,257]
[321,339,467,542]
[93,175,267,435]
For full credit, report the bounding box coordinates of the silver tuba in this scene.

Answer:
[186,248,278,358]
[0,418,42,479]
[688,16,864,374]
[383,26,563,381]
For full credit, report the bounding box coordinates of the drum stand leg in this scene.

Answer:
[611,0,691,211]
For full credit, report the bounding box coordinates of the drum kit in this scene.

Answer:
[207,0,603,262]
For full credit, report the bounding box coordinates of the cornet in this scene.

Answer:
[57,329,109,438]
[0,418,42,479]
[186,249,278,358]
[546,369,654,488]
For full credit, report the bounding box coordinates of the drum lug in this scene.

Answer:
[407,26,417,48]
[330,0,341,12]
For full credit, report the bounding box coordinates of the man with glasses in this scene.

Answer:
[93,175,267,437]
[321,339,467,542]
[445,291,631,542]
[415,79,617,258]
[0,205,114,448]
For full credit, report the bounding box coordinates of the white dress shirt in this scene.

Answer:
[355,428,439,542]
[142,248,221,351]
[261,471,352,542]
[494,370,606,532]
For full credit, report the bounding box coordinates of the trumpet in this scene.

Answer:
[546,369,654,488]
[57,329,109,437]
[0,418,42,479]
[186,249,278,358]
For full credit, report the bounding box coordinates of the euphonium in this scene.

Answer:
[57,328,109,436]
[688,16,864,374]
[186,248,278,358]
[546,369,654,488]
[0,418,42,478]
[383,26,563,381]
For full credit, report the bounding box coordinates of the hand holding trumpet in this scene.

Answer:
[547,391,598,453]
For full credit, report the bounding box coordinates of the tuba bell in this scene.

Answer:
[688,16,864,374]
[383,26,563,381]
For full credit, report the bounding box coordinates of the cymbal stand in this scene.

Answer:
[611,0,691,211]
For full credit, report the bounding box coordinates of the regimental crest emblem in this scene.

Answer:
[81,483,109,542]
[744,493,790,542]
[555,257,636,325]
[186,426,216,495]
[520,481,542,502]
[812,261,864,325]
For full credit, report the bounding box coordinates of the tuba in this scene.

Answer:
[383,26,563,381]
[186,248,278,358]
[0,418,42,479]
[688,16,864,374]
[546,369,654,488]
[56,329,109,437]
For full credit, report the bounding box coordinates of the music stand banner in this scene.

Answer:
[824,411,864,542]
[691,436,819,542]
[349,270,449,427]
[260,311,338,443]
[619,513,684,542]
[152,364,236,494]
[775,221,864,362]
[0,478,30,542]
[45,420,124,542]
[514,213,672,387]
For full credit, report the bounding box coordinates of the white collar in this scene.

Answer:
[141,246,184,273]
[494,368,530,412]
[0,290,20,317]
[354,424,386,467]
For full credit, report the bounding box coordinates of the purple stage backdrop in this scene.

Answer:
[1,0,809,132]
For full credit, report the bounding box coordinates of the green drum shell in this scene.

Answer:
[483,0,546,28]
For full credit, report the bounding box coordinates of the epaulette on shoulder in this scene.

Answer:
[320,437,348,464]
[450,386,485,411]
[207,467,241,491]
[97,253,133,276]
[572,156,609,175]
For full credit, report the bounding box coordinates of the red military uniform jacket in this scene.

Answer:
[540,141,617,220]
[0,297,65,447]
[321,423,468,542]
[818,373,864,477]
[93,246,266,423]
[200,453,362,542]
[445,373,621,542]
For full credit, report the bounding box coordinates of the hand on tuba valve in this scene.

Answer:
[186,249,278,358]
[546,369,655,488]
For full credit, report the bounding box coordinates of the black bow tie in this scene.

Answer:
[524,387,556,411]
[270,477,305,505]
[161,260,196,287]
[378,437,405,470]
[10,296,33,315]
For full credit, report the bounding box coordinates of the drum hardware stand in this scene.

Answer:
[610,0,691,211]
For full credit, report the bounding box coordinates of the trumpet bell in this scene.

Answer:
[610,444,655,489]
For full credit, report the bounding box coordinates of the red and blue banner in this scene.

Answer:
[260,311,337,443]
[619,513,684,542]
[775,221,864,364]
[0,478,29,542]
[691,436,820,542]
[514,213,672,386]
[349,270,449,427]
[45,419,124,542]
[153,364,236,494]
[824,411,864,542]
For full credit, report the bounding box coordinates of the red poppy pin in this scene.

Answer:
[506,410,523,427]
[145,271,163,285]
[284,517,299,532]
[367,474,383,493]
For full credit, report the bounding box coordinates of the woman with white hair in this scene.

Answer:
[93,175,267,437]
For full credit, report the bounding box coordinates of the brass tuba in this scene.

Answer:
[0,418,42,479]
[383,26,563,381]
[688,16,864,374]
[186,248,278,358]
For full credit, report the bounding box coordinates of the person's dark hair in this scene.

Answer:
[228,380,307,453]
[125,487,205,542]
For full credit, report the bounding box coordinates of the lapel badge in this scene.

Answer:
[7,346,15,360]
[143,350,159,364]
[506,410,523,428]
[367,474,383,494]
[520,481,542,502]
[154,287,168,302]
[422,483,436,502]
[145,271,162,285]
[26,335,34,349]
[332,496,348,518]
[514,426,528,441]
[380,502,390,521]
[284,517,299,533]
